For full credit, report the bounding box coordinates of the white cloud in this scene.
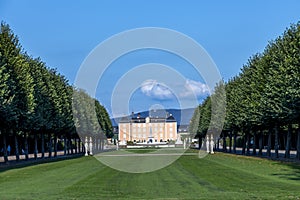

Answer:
[140,80,174,100]
[180,79,210,98]
[140,79,209,100]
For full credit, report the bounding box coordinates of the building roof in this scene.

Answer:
[150,117,166,123]
[118,113,177,124]
[131,117,146,123]
[119,116,130,123]
[166,115,176,122]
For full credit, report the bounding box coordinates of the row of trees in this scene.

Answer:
[0,22,112,162]
[190,22,300,159]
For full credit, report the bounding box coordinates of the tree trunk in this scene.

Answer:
[82,138,85,153]
[41,133,45,159]
[252,131,257,155]
[54,135,58,157]
[214,138,217,150]
[79,138,82,153]
[81,139,84,153]
[2,132,8,163]
[75,138,78,154]
[67,136,71,155]
[100,138,102,151]
[93,137,96,152]
[223,132,227,152]
[198,137,202,150]
[69,137,73,155]
[233,131,237,154]
[258,130,263,156]
[99,138,101,151]
[246,132,250,155]
[267,129,272,157]
[229,131,232,153]
[34,133,38,159]
[64,136,67,155]
[242,135,246,155]
[24,133,29,160]
[78,138,81,153]
[77,138,81,153]
[67,137,70,155]
[48,133,52,158]
[96,137,99,152]
[14,133,20,161]
[100,138,103,151]
[283,133,286,150]
[297,123,300,160]
[100,137,103,151]
[285,124,292,158]
[274,124,279,158]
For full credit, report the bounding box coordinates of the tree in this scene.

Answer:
[0,22,35,161]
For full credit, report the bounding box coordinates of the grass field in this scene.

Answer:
[0,150,300,199]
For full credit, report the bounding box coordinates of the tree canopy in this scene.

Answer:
[0,22,112,161]
[190,22,300,158]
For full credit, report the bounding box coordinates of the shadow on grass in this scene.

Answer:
[271,162,300,181]
[0,154,85,173]
[124,149,159,154]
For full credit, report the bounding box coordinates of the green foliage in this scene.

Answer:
[191,22,300,144]
[0,22,110,146]
[72,89,107,140]
[0,22,34,130]
[126,141,134,145]
[210,81,226,132]
[95,100,113,138]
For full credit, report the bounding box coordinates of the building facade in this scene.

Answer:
[118,113,177,145]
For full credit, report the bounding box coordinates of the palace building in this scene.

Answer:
[118,112,177,145]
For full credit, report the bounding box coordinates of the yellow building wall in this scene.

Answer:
[119,121,177,143]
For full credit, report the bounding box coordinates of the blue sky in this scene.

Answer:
[1,0,300,117]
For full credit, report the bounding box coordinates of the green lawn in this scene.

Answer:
[124,148,159,153]
[0,151,300,199]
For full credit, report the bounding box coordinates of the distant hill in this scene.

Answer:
[111,108,196,126]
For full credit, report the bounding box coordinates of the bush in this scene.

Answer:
[127,141,134,145]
